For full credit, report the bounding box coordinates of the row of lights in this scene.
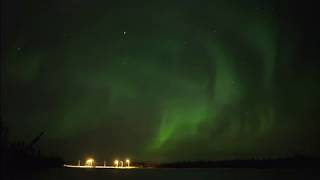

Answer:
[114,159,130,167]
[84,158,130,167]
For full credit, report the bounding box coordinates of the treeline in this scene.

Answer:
[1,120,64,174]
[157,156,320,168]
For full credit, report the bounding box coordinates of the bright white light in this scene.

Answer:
[114,160,119,167]
[85,158,94,166]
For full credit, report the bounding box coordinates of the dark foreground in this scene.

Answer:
[5,167,320,180]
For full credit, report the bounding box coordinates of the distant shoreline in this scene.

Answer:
[62,156,320,169]
[154,157,320,168]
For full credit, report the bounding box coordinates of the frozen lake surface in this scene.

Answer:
[10,167,320,180]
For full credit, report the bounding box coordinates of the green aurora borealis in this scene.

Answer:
[2,0,320,161]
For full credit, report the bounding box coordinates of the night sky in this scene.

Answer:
[2,0,320,162]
